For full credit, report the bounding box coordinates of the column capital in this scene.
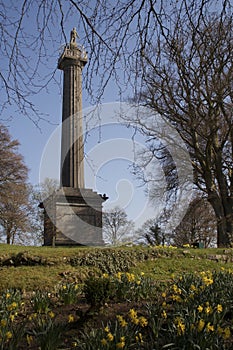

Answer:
[58,45,88,70]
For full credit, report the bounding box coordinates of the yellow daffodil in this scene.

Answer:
[217,326,224,335]
[116,315,128,327]
[173,284,182,294]
[128,309,137,319]
[171,294,182,302]
[126,273,135,282]
[175,317,185,335]
[202,276,214,286]
[132,317,139,325]
[116,341,125,348]
[161,310,167,319]
[135,332,143,343]
[9,314,15,322]
[0,319,7,327]
[26,334,33,345]
[6,331,12,340]
[223,327,231,339]
[190,284,197,292]
[128,309,139,325]
[107,332,114,341]
[197,305,203,313]
[68,314,74,323]
[116,272,122,280]
[7,302,17,311]
[49,311,55,318]
[216,304,223,313]
[104,326,110,333]
[206,322,214,332]
[139,316,148,327]
[197,319,205,332]
[205,306,213,315]
[101,338,108,345]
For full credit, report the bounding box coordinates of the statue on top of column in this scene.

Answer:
[70,27,79,47]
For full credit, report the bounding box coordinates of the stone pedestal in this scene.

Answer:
[42,187,106,246]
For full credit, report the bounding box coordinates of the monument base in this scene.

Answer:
[40,187,107,246]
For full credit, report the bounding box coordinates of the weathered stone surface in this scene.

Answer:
[59,34,87,189]
[43,187,105,246]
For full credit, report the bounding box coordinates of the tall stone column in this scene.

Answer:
[58,28,87,188]
[41,28,107,246]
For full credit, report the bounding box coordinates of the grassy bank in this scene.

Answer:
[0,245,232,349]
[0,244,232,291]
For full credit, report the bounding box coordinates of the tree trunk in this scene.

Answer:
[216,216,231,247]
[208,193,232,247]
[6,228,11,244]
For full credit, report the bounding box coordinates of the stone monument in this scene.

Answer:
[40,29,107,246]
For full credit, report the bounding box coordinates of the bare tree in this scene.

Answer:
[174,197,217,248]
[136,218,167,246]
[1,1,231,122]
[103,206,135,245]
[38,177,60,201]
[15,179,60,246]
[0,183,32,244]
[130,7,233,247]
[0,124,28,193]
[0,124,31,243]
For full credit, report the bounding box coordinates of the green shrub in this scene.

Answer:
[83,276,115,306]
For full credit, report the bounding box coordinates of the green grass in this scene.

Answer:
[0,244,232,291]
[131,257,233,282]
[0,243,91,258]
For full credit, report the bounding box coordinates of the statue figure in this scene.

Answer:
[70,27,78,45]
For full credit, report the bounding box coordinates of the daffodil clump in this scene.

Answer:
[0,289,22,350]
[77,269,233,349]
[148,269,233,349]
[57,281,81,305]
[111,271,153,301]
[0,284,78,349]
[76,308,149,349]
[84,271,154,306]
[31,289,51,313]
[26,310,68,349]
